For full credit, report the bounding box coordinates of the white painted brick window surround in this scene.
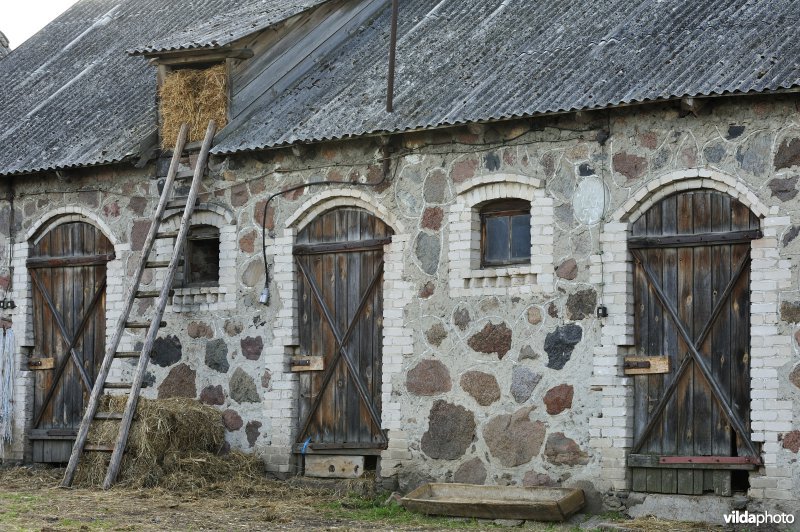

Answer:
[267,189,413,475]
[590,168,792,501]
[158,203,237,312]
[447,174,554,297]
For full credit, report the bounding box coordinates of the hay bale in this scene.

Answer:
[74,396,256,489]
[159,64,227,148]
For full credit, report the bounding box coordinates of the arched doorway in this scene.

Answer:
[628,189,761,495]
[27,221,114,462]
[293,208,392,458]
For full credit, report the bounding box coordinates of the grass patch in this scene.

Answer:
[317,493,489,528]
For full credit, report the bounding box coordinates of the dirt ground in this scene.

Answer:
[0,466,722,531]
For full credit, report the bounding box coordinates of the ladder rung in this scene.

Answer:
[115,351,143,358]
[175,168,195,179]
[145,260,181,268]
[135,290,175,298]
[155,232,178,239]
[105,382,132,389]
[124,321,166,329]
[84,444,115,452]
[95,412,123,420]
[165,198,200,210]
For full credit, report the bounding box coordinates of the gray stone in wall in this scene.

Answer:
[460,371,501,406]
[242,260,265,287]
[544,432,589,465]
[726,125,745,140]
[484,151,501,171]
[453,307,471,331]
[775,137,800,170]
[483,407,546,467]
[425,323,448,347]
[780,301,800,323]
[157,363,196,399]
[703,143,726,164]
[229,368,259,403]
[453,457,487,485]
[510,366,541,403]
[566,289,597,320]
[526,307,543,325]
[735,132,771,176]
[420,400,475,460]
[783,225,800,247]
[151,335,182,367]
[768,176,799,202]
[423,170,448,203]
[246,420,262,447]
[519,345,538,361]
[467,322,512,359]
[651,148,670,171]
[205,339,230,373]
[406,359,451,396]
[415,233,441,275]
[544,324,582,370]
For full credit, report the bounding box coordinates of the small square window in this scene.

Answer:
[480,200,531,267]
[184,225,219,286]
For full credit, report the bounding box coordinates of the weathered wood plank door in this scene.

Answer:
[294,208,391,453]
[628,190,761,495]
[28,221,113,462]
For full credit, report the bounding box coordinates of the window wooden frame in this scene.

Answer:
[479,199,531,268]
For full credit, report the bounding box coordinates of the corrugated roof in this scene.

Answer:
[128,0,328,55]
[213,0,800,153]
[2,0,799,176]
[0,31,9,58]
[0,0,322,177]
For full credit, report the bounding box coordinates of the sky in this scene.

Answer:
[2,1,80,49]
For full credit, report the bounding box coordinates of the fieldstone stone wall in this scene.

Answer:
[1,94,798,508]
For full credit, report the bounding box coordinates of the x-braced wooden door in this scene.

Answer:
[28,221,113,462]
[628,190,762,496]
[294,208,391,454]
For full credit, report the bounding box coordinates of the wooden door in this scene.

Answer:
[294,208,391,453]
[628,190,761,495]
[28,221,113,462]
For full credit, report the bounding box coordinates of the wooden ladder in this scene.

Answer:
[62,121,217,489]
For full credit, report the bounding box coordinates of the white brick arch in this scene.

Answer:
[285,189,405,233]
[612,168,770,223]
[24,206,121,245]
[590,167,790,498]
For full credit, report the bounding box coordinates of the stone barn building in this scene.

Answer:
[1,0,799,518]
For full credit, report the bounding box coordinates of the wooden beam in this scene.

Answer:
[149,48,254,66]
[628,229,762,249]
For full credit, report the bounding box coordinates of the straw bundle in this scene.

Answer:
[75,396,261,490]
[159,64,228,148]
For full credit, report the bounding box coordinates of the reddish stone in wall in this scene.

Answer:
[556,258,578,280]
[199,385,225,406]
[544,432,589,465]
[543,384,574,415]
[254,200,275,230]
[782,431,800,453]
[451,158,478,184]
[467,322,512,359]
[612,152,648,182]
[103,201,120,218]
[239,230,257,254]
[230,183,250,207]
[130,219,151,251]
[407,360,451,396]
[222,409,243,431]
[421,207,444,231]
[418,281,435,299]
[157,363,196,399]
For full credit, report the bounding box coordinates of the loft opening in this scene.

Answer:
[183,224,220,287]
